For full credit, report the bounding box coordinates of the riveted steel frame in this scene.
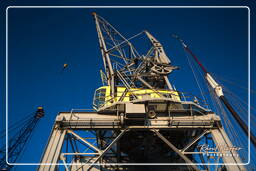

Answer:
[38,112,245,171]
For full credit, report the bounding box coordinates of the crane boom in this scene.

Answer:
[174,34,256,147]
[92,12,115,98]
[0,107,44,170]
[92,13,178,101]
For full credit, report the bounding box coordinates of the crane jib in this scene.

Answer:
[177,36,256,148]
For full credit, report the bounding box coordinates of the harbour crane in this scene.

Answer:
[38,13,246,171]
[0,107,44,170]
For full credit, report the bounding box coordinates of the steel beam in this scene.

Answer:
[181,130,210,153]
[153,129,200,171]
[67,129,101,154]
[38,126,66,171]
[55,112,221,129]
[87,129,128,170]
[73,129,128,171]
[211,128,245,171]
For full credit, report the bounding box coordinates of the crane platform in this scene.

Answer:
[38,110,244,171]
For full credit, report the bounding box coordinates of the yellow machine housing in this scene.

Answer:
[93,86,181,110]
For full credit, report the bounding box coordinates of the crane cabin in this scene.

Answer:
[93,86,181,110]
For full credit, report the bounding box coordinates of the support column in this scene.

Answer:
[38,125,66,171]
[211,128,246,171]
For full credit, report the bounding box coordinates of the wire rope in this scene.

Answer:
[184,49,208,107]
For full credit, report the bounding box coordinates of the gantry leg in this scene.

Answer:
[211,128,245,171]
[38,125,66,171]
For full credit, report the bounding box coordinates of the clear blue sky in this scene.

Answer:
[0,0,255,170]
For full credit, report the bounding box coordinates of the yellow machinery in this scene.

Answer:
[93,86,181,110]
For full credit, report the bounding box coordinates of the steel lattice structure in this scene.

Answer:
[0,107,44,170]
[38,13,246,171]
[92,12,178,98]
[38,110,245,171]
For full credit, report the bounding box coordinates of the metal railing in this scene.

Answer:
[93,89,209,110]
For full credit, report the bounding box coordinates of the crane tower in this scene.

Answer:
[38,13,246,171]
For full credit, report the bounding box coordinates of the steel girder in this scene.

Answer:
[38,112,245,171]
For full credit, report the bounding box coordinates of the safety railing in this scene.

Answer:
[93,89,209,110]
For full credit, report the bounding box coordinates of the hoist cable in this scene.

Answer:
[183,49,208,107]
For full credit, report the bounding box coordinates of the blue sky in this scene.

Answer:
[1,1,256,170]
